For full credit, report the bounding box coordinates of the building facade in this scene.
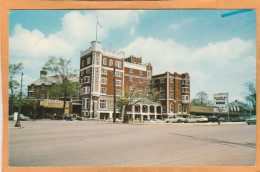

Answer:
[80,41,190,120]
[27,71,81,118]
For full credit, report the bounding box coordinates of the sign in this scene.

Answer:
[14,112,18,121]
[213,93,229,113]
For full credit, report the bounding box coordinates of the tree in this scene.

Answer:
[116,82,159,123]
[9,63,24,115]
[191,91,212,106]
[245,81,256,114]
[42,56,78,119]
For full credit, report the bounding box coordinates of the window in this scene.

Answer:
[170,78,174,83]
[159,94,165,100]
[115,80,121,86]
[140,78,143,83]
[82,60,84,67]
[83,98,90,109]
[115,71,121,77]
[130,68,133,73]
[103,58,107,65]
[162,105,167,113]
[115,61,119,67]
[118,62,122,68]
[147,70,151,77]
[140,70,143,75]
[170,86,174,91]
[101,78,107,85]
[85,76,90,83]
[178,104,182,113]
[183,105,187,113]
[99,100,107,109]
[41,85,45,90]
[160,78,164,83]
[109,59,113,66]
[116,89,121,96]
[83,86,90,94]
[86,68,91,74]
[101,87,107,94]
[160,87,164,91]
[182,88,185,92]
[182,80,185,85]
[170,104,174,113]
[129,85,133,90]
[102,68,107,75]
[139,86,143,91]
[170,94,174,99]
[130,76,133,81]
[87,57,91,65]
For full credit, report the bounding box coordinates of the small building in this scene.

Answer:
[27,71,81,118]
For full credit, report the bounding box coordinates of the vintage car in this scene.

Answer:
[246,116,256,125]
[165,116,186,123]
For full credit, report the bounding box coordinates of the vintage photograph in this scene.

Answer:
[8,10,256,167]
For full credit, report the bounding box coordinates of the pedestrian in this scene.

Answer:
[218,119,220,125]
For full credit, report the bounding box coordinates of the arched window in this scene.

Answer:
[178,104,182,113]
[170,104,174,113]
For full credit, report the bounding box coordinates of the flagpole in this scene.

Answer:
[96,16,98,41]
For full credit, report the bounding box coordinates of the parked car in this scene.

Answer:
[9,114,30,121]
[8,114,14,120]
[196,116,208,122]
[108,118,122,122]
[185,116,208,123]
[230,117,244,122]
[65,114,77,121]
[165,116,186,123]
[218,117,226,122]
[246,116,256,125]
[208,116,219,122]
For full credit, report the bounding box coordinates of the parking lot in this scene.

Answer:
[8,120,256,167]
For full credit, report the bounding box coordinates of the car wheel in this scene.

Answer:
[166,121,169,123]
[177,120,181,123]
[248,123,250,125]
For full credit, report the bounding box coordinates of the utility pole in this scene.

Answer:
[15,72,23,127]
[113,65,116,123]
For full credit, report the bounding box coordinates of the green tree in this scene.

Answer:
[9,63,24,115]
[191,91,212,106]
[117,82,159,123]
[42,56,78,119]
[245,81,256,114]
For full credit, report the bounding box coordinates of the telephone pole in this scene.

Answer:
[113,65,116,123]
[15,72,23,127]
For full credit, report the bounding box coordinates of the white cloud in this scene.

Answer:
[9,10,144,72]
[129,27,135,36]
[122,37,255,101]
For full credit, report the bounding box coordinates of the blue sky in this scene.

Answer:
[9,10,256,103]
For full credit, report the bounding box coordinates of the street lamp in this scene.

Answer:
[15,72,23,127]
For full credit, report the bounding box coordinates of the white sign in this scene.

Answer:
[213,93,229,113]
[14,112,18,121]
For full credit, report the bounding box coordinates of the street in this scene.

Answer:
[8,120,256,167]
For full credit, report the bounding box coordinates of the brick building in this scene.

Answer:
[152,72,190,118]
[27,71,81,118]
[80,41,190,120]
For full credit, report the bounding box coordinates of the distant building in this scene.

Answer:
[80,41,190,120]
[27,71,81,118]
[229,100,252,115]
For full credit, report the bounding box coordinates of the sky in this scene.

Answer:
[9,10,256,103]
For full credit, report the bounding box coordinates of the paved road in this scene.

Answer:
[8,120,256,167]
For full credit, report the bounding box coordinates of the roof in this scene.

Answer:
[28,74,79,86]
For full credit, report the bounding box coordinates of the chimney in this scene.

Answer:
[40,71,47,79]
